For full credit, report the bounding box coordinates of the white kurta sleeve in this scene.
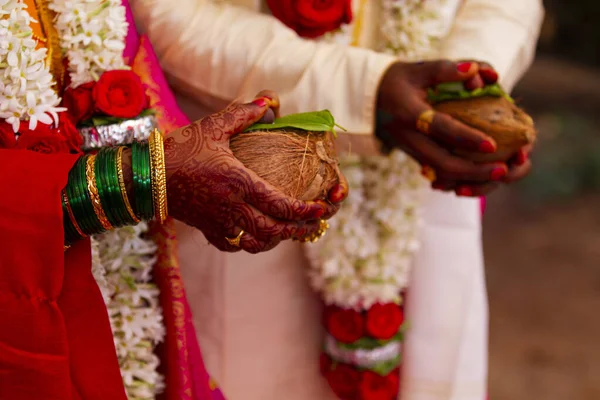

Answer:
[438,0,545,91]
[130,0,397,136]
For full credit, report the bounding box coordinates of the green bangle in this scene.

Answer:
[132,141,154,220]
[66,156,91,235]
[71,155,104,235]
[96,147,128,227]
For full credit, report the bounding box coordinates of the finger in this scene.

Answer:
[504,159,532,184]
[230,202,320,241]
[457,59,499,84]
[205,230,243,253]
[239,230,281,254]
[328,172,349,204]
[200,96,277,141]
[401,129,507,182]
[240,166,331,221]
[427,111,497,153]
[455,182,500,197]
[253,90,280,118]
[431,179,457,192]
[415,60,479,87]
[464,74,485,91]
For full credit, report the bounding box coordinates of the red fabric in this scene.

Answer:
[0,149,126,400]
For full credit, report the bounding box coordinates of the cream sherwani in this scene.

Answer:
[132,1,544,399]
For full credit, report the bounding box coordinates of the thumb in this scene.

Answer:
[215,94,279,140]
[417,60,479,87]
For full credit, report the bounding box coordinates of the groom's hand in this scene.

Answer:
[164,92,346,253]
[376,60,510,190]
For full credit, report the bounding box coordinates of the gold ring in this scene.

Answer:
[225,230,245,247]
[294,219,330,243]
[416,109,435,135]
[421,165,437,182]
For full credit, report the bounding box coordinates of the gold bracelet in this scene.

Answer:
[62,189,86,239]
[116,146,141,223]
[86,155,113,231]
[148,129,168,224]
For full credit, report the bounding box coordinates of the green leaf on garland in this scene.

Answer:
[427,82,514,104]
[337,324,407,350]
[245,110,341,137]
[370,355,402,376]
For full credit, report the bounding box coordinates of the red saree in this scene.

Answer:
[0,150,126,399]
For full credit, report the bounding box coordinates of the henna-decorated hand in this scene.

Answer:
[164,91,347,253]
[377,60,532,197]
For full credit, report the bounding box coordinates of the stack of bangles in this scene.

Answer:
[62,129,168,249]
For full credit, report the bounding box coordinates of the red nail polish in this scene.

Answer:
[479,68,499,84]
[479,140,496,153]
[252,98,268,107]
[312,207,325,219]
[329,184,346,203]
[457,186,473,197]
[490,167,507,181]
[457,62,474,73]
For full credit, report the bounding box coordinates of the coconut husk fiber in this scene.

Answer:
[434,96,537,163]
[230,129,340,201]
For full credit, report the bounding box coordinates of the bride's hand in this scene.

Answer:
[164,92,347,253]
[376,60,531,196]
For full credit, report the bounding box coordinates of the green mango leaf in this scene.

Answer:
[428,82,514,104]
[370,355,402,376]
[79,109,156,128]
[245,110,341,137]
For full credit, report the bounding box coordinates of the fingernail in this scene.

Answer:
[478,140,496,153]
[457,62,474,74]
[328,184,346,203]
[515,150,528,165]
[490,167,507,181]
[479,68,499,84]
[252,97,268,107]
[457,186,473,197]
[311,207,325,219]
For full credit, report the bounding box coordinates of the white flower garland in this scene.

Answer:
[0,0,64,132]
[93,224,166,400]
[307,0,455,310]
[49,0,128,88]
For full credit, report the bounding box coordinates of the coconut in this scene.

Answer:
[230,111,341,201]
[429,83,537,163]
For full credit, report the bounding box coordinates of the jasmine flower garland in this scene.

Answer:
[0,0,64,132]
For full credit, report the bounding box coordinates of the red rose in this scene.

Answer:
[326,363,360,399]
[16,122,70,154]
[57,114,83,154]
[358,370,400,400]
[326,305,365,343]
[267,0,353,38]
[365,303,404,340]
[93,70,147,118]
[62,81,96,124]
[0,122,17,149]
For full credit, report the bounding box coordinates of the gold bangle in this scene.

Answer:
[62,189,86,239]
[148,129,168,224]
[117,146,141,223]
[86,155,113,231]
